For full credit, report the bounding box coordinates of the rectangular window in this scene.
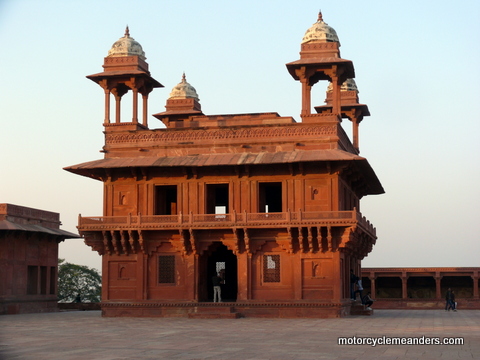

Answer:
[259,182,282,213]
[27,266,38,295]
[50,267,56,295]
[155,185,178,215]
[263,255,280,283]
[40,266,47,295]
[206,184,229,214]
[158,255,176,284]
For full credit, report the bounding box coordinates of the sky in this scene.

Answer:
[1,0,479,271]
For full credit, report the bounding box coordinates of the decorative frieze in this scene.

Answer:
[105,125,337,145]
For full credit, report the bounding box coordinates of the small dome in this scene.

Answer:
[327,79,358,93]
[169,73,200,101]
[301,12,340,45]
[108,27,146,60]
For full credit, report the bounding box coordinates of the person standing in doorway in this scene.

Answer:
[212,272,223,303]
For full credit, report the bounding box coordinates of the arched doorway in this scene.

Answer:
[203,242,237,302]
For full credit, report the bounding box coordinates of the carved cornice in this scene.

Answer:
[105,125,337,145]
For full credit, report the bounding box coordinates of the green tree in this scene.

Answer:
[58,259,102,303]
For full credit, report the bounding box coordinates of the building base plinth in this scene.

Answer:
[100,301,352,318]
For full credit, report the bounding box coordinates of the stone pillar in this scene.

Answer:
[236,252,249,301]
[104,89,110,124]
[185,254,197,301]
[301,77,311,116]
[115,94,121,123]
[472,273,479,298]
[435,274,442,299]
[293,252,303,300]
[132,88,138,123]
[101,255,109,301]
[142,94,148,127]
[352,120,359,151]
[402,276,408,299]
[332,72,341,115]
[142,253,148,300]
[370,276,376,298]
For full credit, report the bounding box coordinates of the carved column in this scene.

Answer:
[352,119,359,151]
[472,273,479,298]
[301,78,312,116]
[236,252,249,301]
[142,94,148,127]
[370,276,376,298]
[435,274,442,299]
[104,88,111,124]
[402,275,408,299]
[101,254,109,301]
[114,93,121,123]
[142,253,148,300]
[132,88,138,123]
[332,78,341,115]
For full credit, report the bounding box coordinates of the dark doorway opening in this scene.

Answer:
[259,182,282,212]
[206,184,229,214]
[155,185,177,215]
[204,242,237,302]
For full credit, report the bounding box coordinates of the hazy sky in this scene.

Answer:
[1,0,479,271]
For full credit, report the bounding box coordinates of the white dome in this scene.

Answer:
[107,27,146,59]
[169,73,199,101]
[327,79,358,93]
[301,12,340,45]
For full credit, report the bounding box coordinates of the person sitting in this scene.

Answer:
[362,292,374,310]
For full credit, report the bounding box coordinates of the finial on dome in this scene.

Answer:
[107,26,146,59]
[301,10,340,44]
[169,73,199,101]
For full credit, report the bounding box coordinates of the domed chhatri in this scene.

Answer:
[301,12,340,45]
[327,78,359,93]
[169,73,200,101]
[108,26,146,60]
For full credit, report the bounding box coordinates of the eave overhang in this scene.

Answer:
[64,149,384,195]
[0,220,80,239]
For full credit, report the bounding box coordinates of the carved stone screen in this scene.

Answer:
[158,255,175,284]
[263,255,280,283]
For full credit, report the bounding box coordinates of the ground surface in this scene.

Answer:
[0,309,478,359]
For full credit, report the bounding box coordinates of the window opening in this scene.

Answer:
[155,185,178,215]
[263,255,280,282]
[206,184,229,214]
[40,266,47,295]
[27,266,38,295]
[158,255,176,284]
[49,267,56,295]
[259,182,282,213]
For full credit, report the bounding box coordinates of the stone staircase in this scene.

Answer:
[188,305,241,319]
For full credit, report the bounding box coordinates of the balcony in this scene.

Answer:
[78,210,376,237]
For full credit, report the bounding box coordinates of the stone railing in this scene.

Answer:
[78,210,375,236]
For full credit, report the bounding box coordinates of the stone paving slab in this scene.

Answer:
[0,309,479,359]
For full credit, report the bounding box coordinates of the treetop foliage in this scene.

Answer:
[58,259,102,303]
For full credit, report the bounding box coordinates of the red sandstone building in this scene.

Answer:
[361,267,480,309]
[0,204,78,314]
[65,14,384,317]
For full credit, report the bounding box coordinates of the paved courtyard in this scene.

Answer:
[0,309,478,359]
